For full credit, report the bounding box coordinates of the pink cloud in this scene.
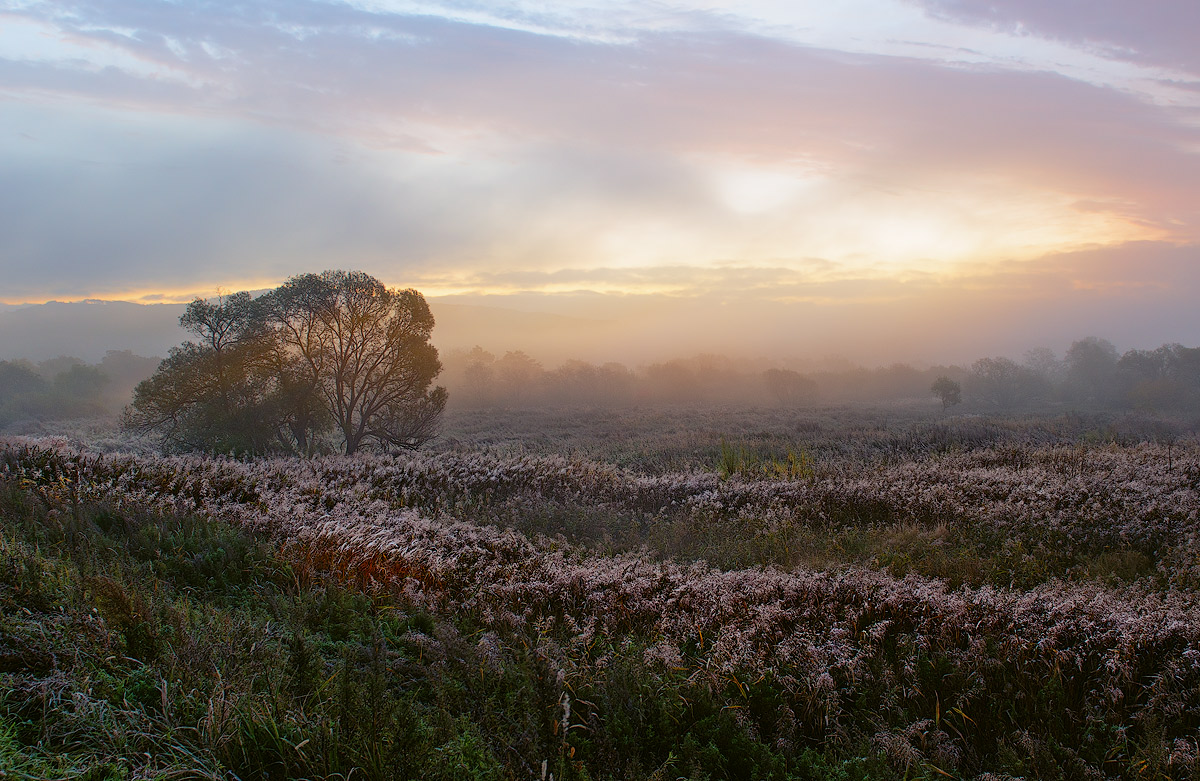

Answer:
[9,3,1197,239]
[2,0,1198,334]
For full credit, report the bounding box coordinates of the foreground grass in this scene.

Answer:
[4,438,1200,779]
[0,474,902,780]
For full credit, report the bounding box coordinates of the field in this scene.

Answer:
[2,404,1200,779]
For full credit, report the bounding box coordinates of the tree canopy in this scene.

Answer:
[126,271,446,455]
[930,375,961,410]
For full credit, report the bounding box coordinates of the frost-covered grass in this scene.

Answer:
[3,408,1200,778]
[435,403,1193,472]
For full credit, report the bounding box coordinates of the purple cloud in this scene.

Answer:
[911,0,1200,73]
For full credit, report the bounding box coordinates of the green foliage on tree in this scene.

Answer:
[125,271,446,456]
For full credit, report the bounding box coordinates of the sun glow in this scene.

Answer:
[779,185,1166,274]
[5,192,1158,306]
[712,166,824,214]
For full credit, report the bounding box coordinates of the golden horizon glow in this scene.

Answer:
[0,277,293,307]
[1,217,1174,308]
[0,171,1174,309]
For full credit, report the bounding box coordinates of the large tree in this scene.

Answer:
[126,272,446,456]
[125,292,318,454]
[262,270,446,455]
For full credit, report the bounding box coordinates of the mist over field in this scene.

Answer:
[3,288,1198,439]
[3,282,1197,370]
[6,1,1200,778]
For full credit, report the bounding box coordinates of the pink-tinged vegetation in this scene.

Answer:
[5,441,1200,732]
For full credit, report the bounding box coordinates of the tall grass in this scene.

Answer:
[6,436,1200,777]
[2,467,909,780]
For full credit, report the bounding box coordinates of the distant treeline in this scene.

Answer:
[0,351,159,428]
[442,337,1200,412]
[4,337,1198,429]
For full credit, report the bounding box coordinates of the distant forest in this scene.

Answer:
[439,337,1200,412]
[0,351,158,428]
[3,337,1198,432]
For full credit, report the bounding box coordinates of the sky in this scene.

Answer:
[1,0,1198,364]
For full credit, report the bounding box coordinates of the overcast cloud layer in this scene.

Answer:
[1,0,1198,361]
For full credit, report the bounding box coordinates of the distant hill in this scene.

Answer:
[0,298,606,364]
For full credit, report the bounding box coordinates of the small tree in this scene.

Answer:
[460,346,497,407]
[968,357,1048,409]
[494,350,542,405]
[1065,336,1119,405]
[763,368,817,407]
[931,375,961,410]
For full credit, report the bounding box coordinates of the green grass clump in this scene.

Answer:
[717,439,815,481]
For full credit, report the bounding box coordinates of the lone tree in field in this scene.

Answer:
[931,375,961,410]
[126,271,446,455]
[262,271,446,455]
[125,291,307,454]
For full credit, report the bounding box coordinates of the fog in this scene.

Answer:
[3,291,1198,434]
[1,288,1196,378]
[437,339,1200,415]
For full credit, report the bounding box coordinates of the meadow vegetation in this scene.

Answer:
[3,402,1200,778]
